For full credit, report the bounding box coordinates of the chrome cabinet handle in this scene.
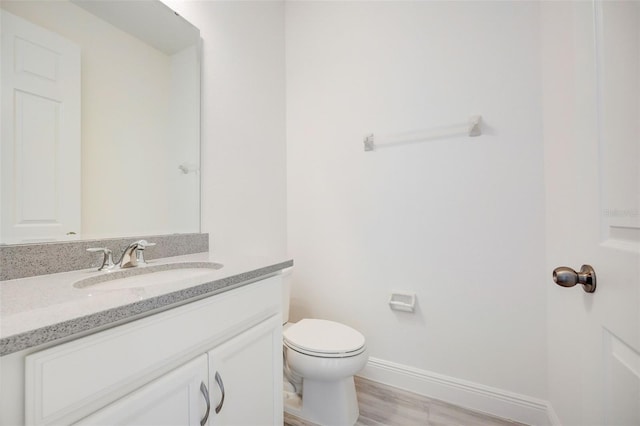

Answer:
[200,381,211,426]
[214,372,225,414]
[553,264,596,293]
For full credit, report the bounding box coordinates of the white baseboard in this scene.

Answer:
[358,357,555,426]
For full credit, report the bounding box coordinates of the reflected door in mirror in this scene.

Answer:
[1,11,81,243]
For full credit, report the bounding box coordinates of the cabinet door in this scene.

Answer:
[208,315,283,426]
[75,355,210,426]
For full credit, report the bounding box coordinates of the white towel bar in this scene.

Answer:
[364,115,482,152]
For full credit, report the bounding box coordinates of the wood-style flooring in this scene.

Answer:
[284,377,527,426]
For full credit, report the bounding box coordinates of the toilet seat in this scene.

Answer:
[283,319,366,358]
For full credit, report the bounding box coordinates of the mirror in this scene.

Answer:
[0,0,200,244]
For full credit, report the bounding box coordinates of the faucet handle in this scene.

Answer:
[134,240,156,265]
[136,240,156,249]
[87,247,116,271]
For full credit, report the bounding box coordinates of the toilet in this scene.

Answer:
[282,269,368,426]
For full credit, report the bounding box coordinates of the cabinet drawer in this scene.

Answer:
[25,275,281,425]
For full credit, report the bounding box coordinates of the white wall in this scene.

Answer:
[286,0,547,402]
[164,0,287,257]
[119,0,549,417]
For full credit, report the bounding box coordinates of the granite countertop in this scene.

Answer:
[0,252,293,356]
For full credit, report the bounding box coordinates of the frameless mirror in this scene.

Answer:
[0,0,200,244]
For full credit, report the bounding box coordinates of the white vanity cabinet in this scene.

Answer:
[21,275,283,426]
[75,316,283,426]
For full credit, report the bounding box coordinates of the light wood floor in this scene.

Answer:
[284,377,527,426]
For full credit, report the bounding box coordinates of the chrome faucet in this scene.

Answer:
[88,240,156,271]
[116,240,156,268]
[117,241,143,268]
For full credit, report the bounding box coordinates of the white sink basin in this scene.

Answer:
[74,262,223,291]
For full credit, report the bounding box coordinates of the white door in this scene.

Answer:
[75,354,210,426]
[1,10,81,243]
[542,1,640,425]
[207,316,283,426]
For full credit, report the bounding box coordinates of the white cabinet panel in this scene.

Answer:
[75,355,208,426]
[208,315,283,426]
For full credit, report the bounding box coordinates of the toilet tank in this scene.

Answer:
[281,267,293,324]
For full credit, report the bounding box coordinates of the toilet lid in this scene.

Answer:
[283,319,365,356]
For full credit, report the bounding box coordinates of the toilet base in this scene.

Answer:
[284,376,360,426]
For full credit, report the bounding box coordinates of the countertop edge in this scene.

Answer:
[0,259,293,356]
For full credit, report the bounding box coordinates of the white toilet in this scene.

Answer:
[282,270,368,425]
